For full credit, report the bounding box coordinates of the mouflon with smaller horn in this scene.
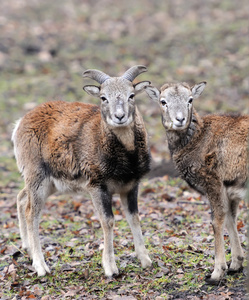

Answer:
[145,82,248,284]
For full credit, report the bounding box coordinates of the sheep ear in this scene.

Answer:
[83,85,100,97]
[144,86,160,102]
[134,81,151,94]
[191,82,207,99]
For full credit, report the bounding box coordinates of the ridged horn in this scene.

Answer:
[82,69,110,84]
[122,65,147,82]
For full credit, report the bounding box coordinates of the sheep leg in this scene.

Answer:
[17,188,30,253]
[25,186,50,276]
[89,186,118,277]
[120,185,152,268]
[206,188,228,283]
[210,212,227,281]
[226,189,244,273]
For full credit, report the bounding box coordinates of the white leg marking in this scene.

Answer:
[17,188,30,251]
[120,193,152,268]
[25,185,51,276]
[89,187,118,277]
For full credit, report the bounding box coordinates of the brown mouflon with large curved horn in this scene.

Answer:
[12,66,152,277]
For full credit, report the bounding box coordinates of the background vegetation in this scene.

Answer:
[0,0,249,299]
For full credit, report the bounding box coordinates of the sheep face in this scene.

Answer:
[145,82,206,131]
[159,83,194,131]
[84,77,150,128]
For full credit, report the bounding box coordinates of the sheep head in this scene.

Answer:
[83,66,150,127]
[145,82,206,131]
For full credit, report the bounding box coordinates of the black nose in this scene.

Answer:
[115,113,125,121]
[176,117,185,124]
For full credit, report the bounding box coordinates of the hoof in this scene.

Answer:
[104,267,119,278]
[205,274,222,285]
[105,271,119,280]
[140,255,152,268]
[111,271,119,278]
[32,261,50,277]
[227,266,243,275]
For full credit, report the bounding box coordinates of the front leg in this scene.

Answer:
[206,187,228,284]
[120,185,152,268]
[89,185,118,277]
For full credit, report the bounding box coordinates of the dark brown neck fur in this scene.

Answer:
[166,109,203,156]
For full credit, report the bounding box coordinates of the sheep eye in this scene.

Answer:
[160,99,167,106]
[101,96,108,103]
[129,94,135,100]
[188,97,193,104]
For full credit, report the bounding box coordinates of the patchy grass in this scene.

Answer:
[0,176,247,299]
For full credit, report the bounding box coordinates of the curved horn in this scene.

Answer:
[82,69,110,84]
[122,65,147,82]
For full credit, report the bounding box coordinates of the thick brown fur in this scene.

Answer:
[13,100,152,277]
[15,101,150,186]
[170,112,249,284]
[172,112,248,195]
[13,66,152,277]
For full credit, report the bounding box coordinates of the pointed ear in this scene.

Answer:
[83,85,100,97]
[144,86,160,102]
[191,82,207,99]
[134,81,151,94]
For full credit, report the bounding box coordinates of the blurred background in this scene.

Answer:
[1,0,249,184]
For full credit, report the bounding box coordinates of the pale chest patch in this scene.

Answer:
[107,179,136,194]
[52,177,89,193]
[112,126,135,151]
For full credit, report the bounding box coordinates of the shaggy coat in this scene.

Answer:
[15,101,150,188]
[145,82,248,284]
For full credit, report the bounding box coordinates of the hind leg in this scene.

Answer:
[24,180,52,276]
[17,188,30,252]
[226,187,245,272]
